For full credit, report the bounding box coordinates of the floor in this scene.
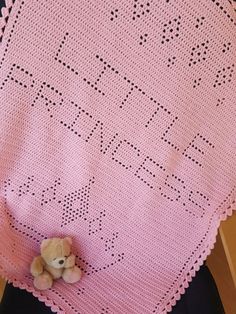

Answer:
[0,277,5,301]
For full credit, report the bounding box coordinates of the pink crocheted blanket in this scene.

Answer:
[0,0,236,313]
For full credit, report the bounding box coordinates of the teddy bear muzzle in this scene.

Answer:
[51,257,66,269]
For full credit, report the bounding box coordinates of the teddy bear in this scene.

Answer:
[30,237,82,290]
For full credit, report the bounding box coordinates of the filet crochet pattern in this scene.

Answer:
[0,1,236,313]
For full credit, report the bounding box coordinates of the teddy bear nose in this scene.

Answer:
[59,260,64,265]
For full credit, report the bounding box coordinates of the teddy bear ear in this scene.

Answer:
[64,237,72,245]
[41,238,51,250]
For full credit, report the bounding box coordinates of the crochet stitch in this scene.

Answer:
[0,0,235,313]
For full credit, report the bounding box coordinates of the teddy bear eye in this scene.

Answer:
[53,258,57,261]
[64,255,68,258]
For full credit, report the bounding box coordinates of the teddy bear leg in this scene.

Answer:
[62,266,82,284]
[33,271,53,290]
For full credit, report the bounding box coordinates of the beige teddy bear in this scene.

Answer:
[30,237,82,290]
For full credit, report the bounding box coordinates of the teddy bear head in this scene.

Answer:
[40,237,72,269]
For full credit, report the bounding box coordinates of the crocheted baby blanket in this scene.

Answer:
[0,0,236,313]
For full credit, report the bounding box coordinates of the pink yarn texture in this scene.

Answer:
[0,1,236,313]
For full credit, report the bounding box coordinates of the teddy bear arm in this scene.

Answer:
[64,254,76,268]
[30,256,45,277]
